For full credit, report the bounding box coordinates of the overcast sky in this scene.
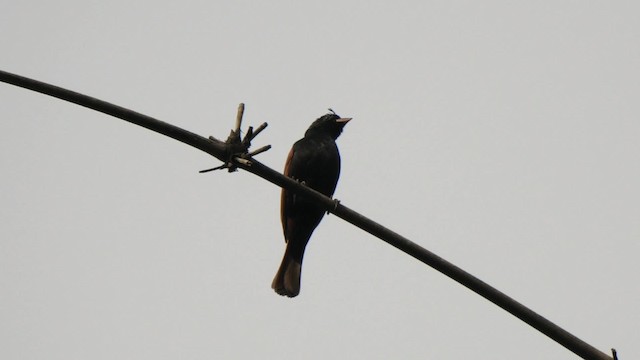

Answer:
[1,2,638,359]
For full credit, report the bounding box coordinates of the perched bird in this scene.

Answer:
[272,112,352,297]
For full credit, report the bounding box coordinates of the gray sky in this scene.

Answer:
[1,2,638,359]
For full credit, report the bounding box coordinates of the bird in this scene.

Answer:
[272,111,352,297]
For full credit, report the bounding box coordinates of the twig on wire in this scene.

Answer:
[0,69,615,360]
[244,126,254,144]
[198,165,227,173]
[249,122,268,140]
[199,102,270,173]
[234,103,244,135]
[248,145,271,157]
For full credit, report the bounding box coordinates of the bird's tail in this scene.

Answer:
[271,245,302,297]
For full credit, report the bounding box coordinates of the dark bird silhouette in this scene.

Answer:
[272,112,351,297]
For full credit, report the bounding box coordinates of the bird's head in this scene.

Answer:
[305,111,352,140]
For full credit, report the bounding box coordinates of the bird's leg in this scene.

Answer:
[288,178,306,203]
[327,198,340,214]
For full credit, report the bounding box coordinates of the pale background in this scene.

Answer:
[1,2,638,359]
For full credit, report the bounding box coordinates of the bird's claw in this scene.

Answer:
[292,178,306,186]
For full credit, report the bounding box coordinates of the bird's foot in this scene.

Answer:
[292,177,306,186]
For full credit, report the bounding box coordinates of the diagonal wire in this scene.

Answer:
[0,69,614,360]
